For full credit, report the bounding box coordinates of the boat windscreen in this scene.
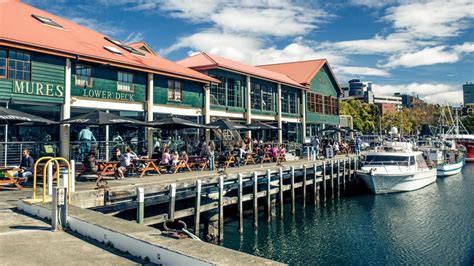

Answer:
[363,155,410,166]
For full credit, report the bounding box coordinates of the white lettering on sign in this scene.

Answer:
[82,88,135,102]
[13,80,64,97]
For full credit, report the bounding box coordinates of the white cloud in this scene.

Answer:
[334,66,391,77]
[69,17,122,36]
[372,83,463,106]
[325,35,411,54]
[384,0,474,39]
[124,32,145,43]
[453,42,474,54]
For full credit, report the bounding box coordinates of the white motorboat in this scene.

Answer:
[420,140,465,177]
[357,142,437,194]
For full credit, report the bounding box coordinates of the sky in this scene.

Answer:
[24,0,474,106]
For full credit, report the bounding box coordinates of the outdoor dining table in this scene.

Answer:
[187,156,208,171]
[0,167,23,190]
[97,161,120,177]
[244,152,256,166]
[173,159,193,174]
[261,151,273,164]
[134,158,161,177]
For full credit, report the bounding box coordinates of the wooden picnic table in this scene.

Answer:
[261,151,273,164]
[244,152,256,166]
[219,153,236,169]
[134,158,161,177]
[173,159,193,174]
[97,161,120,177]
[0,167,23,190]
[188,156,208,171]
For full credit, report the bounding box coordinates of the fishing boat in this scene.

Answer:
[357,141,437,194]
[418,139,465,177]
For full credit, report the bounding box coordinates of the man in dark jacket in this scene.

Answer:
[18,148,34,184]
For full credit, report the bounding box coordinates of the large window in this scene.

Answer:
[331,97,338,115]
[8,50,31,81]
[75,64,92,87]
[168,80,182,101]
[289,91,297,114]
[324,96,331,114]
[251,83,261,110]
[315,94,323,113]
[117,72,133,92]
[282,90,289,113]
[262,85,274,111]
[0,50,6,78]
[307,93,315,113]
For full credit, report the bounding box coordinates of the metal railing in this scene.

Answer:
[0,141,60,166]
[70,140,148,161]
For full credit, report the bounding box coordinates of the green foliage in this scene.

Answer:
[340,99,379,133]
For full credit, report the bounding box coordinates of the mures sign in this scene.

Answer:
[13,80,64,97]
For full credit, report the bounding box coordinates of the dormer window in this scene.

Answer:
[104,37,145,56]
[32,14,63,28]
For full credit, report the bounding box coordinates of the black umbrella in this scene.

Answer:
[60,110,147,126]
[247,121,278,130]
[148,116,216,130]
[207,120,250,130]
[0,107,57,125]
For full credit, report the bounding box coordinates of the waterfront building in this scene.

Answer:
[348,79,372,97]
[177,55,342,142]
[0,0,218,163]
[463,82,474,105]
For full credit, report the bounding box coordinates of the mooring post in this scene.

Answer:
[253,172,258,228]
[306,146,310,161]
[136,187,144,224]
[169,183,176,221]
[266,169,271,222]
[194,180,202,235]
[290,166,295,214]
[70,160,75,192]
[353,157,358,180]
[218,176,224,241]
[279,168,284,219]
[302,165,307,209]
[330,160,334,199]
[238,174,243,234]
[322,161,327,201]
[336,159,341,198]
[313,163,319,204]
[343,158,347,191]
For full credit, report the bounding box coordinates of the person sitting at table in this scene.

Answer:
[234,144,244,167]
[16,148,34,184]
[270,145,279,160]
[180,151,189,164]
[111,148,121,161]
[139,146,149,159]
[82,151,98,174]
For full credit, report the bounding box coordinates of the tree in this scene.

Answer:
[340,99,378,133]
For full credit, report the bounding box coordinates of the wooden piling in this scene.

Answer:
[253,172,258,228]
[302,165,307,208]
[330,160,334,199]
[264,170,271,222]
[336,160,340,197]
[169,183,176,221]
[322,162,327,201]
[218,176,224,241]
[313,163,319,204]
[278,168,284,219]
[353,157,358,180]
[343,159,347,191]
[194,180,202,235]
[136,187,144,224]
[290,166,295,214]
[237,174,243,234]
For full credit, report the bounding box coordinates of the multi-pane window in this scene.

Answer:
[210,76,243,107]
[75,64,92,87]
[289,91,297,114]
[0,50,6,78]
[167,80,182,101]
[307,93,315,113]
[324,96,331,114]
[262,86,275,111]
[331,97,338,114]
[117,72,133,92]
[8,50,31,81]
[210,76,225,105]
[227,78,235,107]
[251,83,261,110]
[315,94,323,113]
[234,80,242,108]
[282,90,289,113]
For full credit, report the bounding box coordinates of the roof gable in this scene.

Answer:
[258,59,341,93]
[177,52,305,89]
[0,0,218,84]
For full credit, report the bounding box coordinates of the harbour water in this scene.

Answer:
[221,164,474,265]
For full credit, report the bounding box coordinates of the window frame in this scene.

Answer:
[0,49,6,79]
[8,50,31,81]
[116,71,134,93]
[167,79,183,102]
[75,64,93,88]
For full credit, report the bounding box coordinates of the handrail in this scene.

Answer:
[32,156,59,200]
[42,157,71,203]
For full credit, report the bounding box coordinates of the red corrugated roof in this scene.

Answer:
[0,0,218,84]
[258,59,342,93]
[177,52,306,89]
